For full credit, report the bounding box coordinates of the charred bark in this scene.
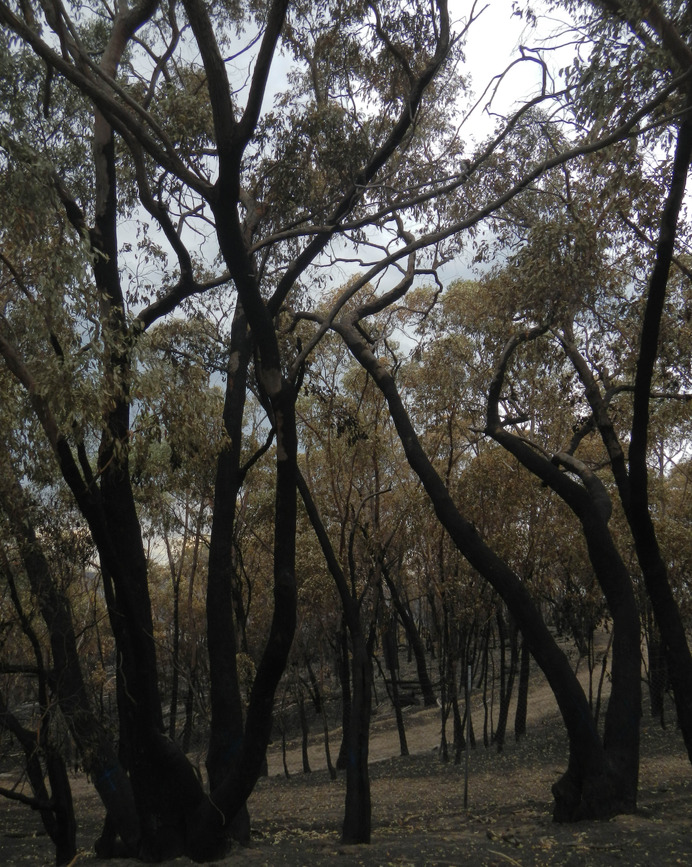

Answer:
[204,305,253,843]
[382,562,437,706]
[627,101,692,761]
[187,381,298,861]
[485,329,641,812]
[493,612,519,753]
[336,622,352,771]
[297,470,374,844]
[514,634,531,741]
[337,316,621,821]
[559,98,692,762]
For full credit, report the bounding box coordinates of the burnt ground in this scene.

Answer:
[1,668,691,866]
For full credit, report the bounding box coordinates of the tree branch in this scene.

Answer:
[0,1,210,196]
[267,0,454,316]
[236,0,290,149]
[181,0,237,175]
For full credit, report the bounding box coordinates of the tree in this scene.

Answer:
[296,335,404,842]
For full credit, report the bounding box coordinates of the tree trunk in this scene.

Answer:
[181,681,196,754]
[452,694,465,764]
[484,331,641,814]
[305,658,323,715]
[514,634,530,741]
[647,618,667,722]
[338,317,624,821]
[296,470,373,843]
[0,695,77,866]
[321,701,338,781]
[384,641,409,757]
[0,453,150,854]
[562,101,692,761]
[626,96,692,763]
[494,612,519,753]
[383,564,437,706]
[341,634,373,844]
[298,690,312,773]
[205,305,251,798]
[336,624,352,771]
[187,380,298,861]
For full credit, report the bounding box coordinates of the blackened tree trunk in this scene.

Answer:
[336,622,352,771]
[297,470,374,843]
[0,693,76,866]
[305,658,324,716]
[644,608,667,722]
[383,618,409,757]
[452,693,465,763]
[480,625,492,748]
[0,0,458,861]
[484,325,642,811]
[493,612,519,753]
[343,634,374,843]
[298,689,312,773]
[0,450,148,855]
[320,700,338,781]
[204,305,253,843]
[181,681,196,754]
[337,315,625,821]
[168,561,182,740]
[382,562,437,706]
[0,551,77,865]
[514,634,531,741]
[188,381,299,860]
[559,95,692,762]
[626,98,692,759]
[180,0,300,840]
[86,105,190,860]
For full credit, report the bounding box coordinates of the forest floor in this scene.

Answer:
[2,659,692,866]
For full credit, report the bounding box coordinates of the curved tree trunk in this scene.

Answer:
[560,97,692,761]
[337,316,624,821]
[626,87,692,764]
[483,328,641,811]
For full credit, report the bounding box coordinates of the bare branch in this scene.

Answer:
[290,67,692,341]
[0,785,53,811]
